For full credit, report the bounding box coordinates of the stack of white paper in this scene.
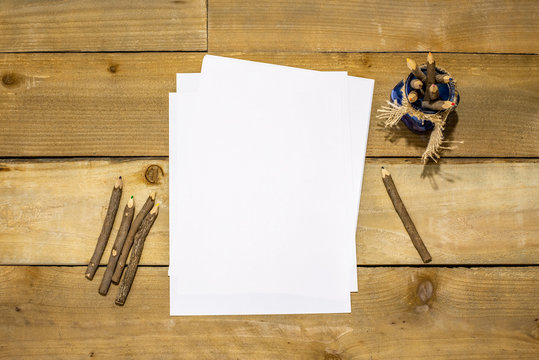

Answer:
[169,55,374,316]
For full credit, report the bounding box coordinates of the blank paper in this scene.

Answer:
[168,55,374,315]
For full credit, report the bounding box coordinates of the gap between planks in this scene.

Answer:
[0,51,537,55]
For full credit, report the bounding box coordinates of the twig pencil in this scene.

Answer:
[435,74,451,84]
[422,100,454,111]
[381,167,432,263]
[426,52,436,83]
[427,84,439,101]
[406,58,426,82]
[410,79,423,90]
[408,79,424,102]
[115,203,159,306]
[98,196,135,295]
[423,52,436,102]
[85,176,123,280]
[407,91,419,103]
[111,191,156,284]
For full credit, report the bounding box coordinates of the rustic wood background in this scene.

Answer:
[1,1,538,359]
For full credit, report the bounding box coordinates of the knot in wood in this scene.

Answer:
[108,65,117,73]
[417,280,433,303]
[145,164,163,184]
[324,352,342,360]
[2,73,17,86]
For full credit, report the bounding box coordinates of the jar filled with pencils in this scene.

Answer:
[377,52,460,163]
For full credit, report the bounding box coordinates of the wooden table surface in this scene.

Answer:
[1,1,538,359]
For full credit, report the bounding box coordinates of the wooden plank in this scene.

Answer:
[1,266,537,359]
[0,0,207,52]
[1,52,537,157]
[208,0,539,53]
[0,53,200,157]
[0,158,537,266]
[0,158,169,266]
[358,158,539,265]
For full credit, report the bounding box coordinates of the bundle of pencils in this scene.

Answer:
[85,176,159,306]
[406,52,455,111]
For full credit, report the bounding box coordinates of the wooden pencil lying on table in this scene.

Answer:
[115,203,159,306]
[381,167,432,263]
[98,196,135,295]
[111,192,156,284]
[85,176,123,280]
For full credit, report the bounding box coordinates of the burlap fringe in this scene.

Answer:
[376,80,459,163]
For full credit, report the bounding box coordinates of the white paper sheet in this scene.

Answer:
[169,88,351,315]
[172,62,355,293]
[172,92,350,316]
[173,67,374,292]
[172,72,363,289]
[168,56,374,315]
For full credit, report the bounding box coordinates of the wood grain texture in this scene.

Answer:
[0,53,201,157]
[1,266,537,359]
[0,0,207,52]
[0,158,537,266]
[358,158,539,264]
[208,0,539,53]
[0,159,168,266]
[0,52,537,157]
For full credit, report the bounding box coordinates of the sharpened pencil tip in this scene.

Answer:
[381,167,390,178]
[150,191,156,200]
[127,196,134,208]
[406,58,416,70]
[150,203,159,214]
[115,176,123,189]
[407,92,418,103]
[427,52,434,64]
